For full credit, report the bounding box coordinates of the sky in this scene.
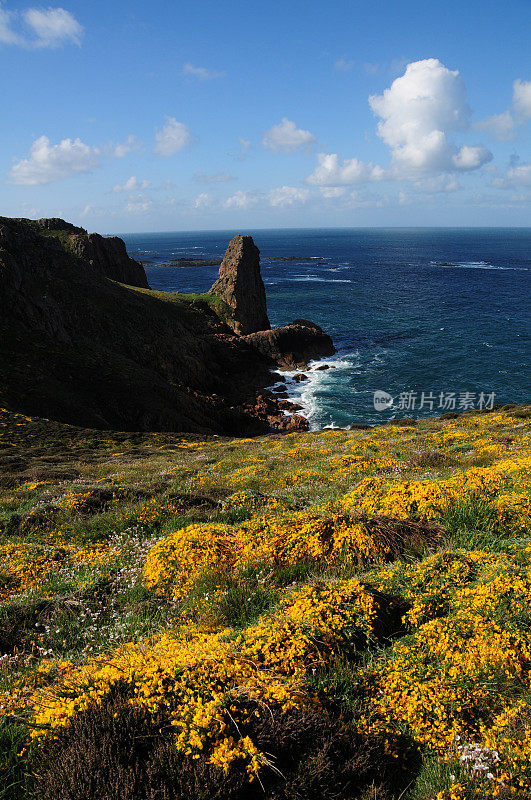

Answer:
[1,0,530,232]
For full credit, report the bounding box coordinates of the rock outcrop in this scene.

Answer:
[209,235,270,334]
[244,319,335,369]
[14,218,148,289]
[67,232,149,288]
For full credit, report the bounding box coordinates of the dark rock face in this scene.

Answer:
[68,233,149,288]
[7,217,148,289]
[210,235,270,334]
[243,320,335,369]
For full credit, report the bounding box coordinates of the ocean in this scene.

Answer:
[121,228,531,430]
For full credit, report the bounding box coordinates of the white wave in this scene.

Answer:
[269,355,357,430]
[436,260,528,272]
[288,277,352,283]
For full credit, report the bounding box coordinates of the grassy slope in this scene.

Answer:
[0,405,530,799]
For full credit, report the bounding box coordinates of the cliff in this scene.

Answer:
[0,218,334,435]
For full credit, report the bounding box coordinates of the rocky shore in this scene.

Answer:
[0,218,334,435]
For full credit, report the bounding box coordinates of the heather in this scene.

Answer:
[0,405,530,799]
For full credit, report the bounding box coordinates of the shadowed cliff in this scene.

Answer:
[0,219,334,435]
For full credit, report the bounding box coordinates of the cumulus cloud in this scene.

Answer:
[306,59,493,188]
[475,79,530,141]
[193,171,234,183]
[262,118,316,153]
[222,190,257,209]
[0,4,82,48]
[506,163,531,186]
[0,5,22,44]
[475,110,516,141]
[8,135,100,185]
[183,62,225,80]
[124,198,154,215]
[113,176,150,192]
[493,162,531,188]
[319,186,347,198]
[413,174,460,193]
[268,186,309,207]
[23,6,82,47]
[451,144,491,170]
[369,58,492,174]
[113,135,141,157]
[306,153,385,186]
[154,117,192,156]
[192,193,213,209]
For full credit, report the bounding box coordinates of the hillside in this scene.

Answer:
[0,404,530,799]
[0,219,333,436]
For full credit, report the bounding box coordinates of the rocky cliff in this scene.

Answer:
[14,218,149,288]
[0,218,334,435]
[209,235,270,334]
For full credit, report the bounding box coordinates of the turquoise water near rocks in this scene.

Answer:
[121,228,530,429]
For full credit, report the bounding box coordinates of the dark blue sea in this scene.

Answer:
[121,228,530,429]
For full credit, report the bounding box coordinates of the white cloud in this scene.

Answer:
[222,190,257,209]
[513,79,531,119]
[334,58,354,72]
[262,118,316,153]
[113,135,141,157]
[23,6,82,47]
[8,135,100,185]
[124,197,154,214]
[193,171,234,183]
[507,163,531,186]
[369,58,492,174]
[0,4,82,48]
[113,176,151,192]
[413,174,460,193]
[493,162,531,188]
[0,5,22,44]
[349,189,386,207]
[154,117,192,156]
[475,110,516,141]
[80,203,108,218]
[268,186,309,207]
[452,144,492,170]
[319,186,347,198]
[475,79,531,140]
[192,193,212,209]
[235,137,251,161]
[183,62,225,80]
[306,153,385,186]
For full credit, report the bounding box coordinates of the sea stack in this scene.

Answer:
[210,234,271,334]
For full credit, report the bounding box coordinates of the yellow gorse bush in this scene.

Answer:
[362,547,531,794]
[143,511,407,599]
[26,578,383,779]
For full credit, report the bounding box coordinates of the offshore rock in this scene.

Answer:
[209,235,270,334]
[243,320,336,369]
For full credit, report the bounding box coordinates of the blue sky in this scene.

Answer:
[1,0,530,232]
